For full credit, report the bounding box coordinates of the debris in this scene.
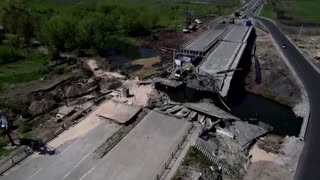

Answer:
[28,100,56,117]
[56,106,75,119]
[153,77,184,88]
[96,100,141,125]
[98,77,122,93]
[185,102,239,120]
[216,128,235,139]
[175,107,191,117]
[165,105,184,114]
[229,121,269,147]
[64,81,98,98]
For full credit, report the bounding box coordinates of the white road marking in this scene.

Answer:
[60,138,81,154]
[62,148,95,179]
[79,167,95,180]
[26,168,43,180]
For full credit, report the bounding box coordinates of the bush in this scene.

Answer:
[17,120,32,134]
[0,45,24,65]
[0,98,29,115]
[0,136,8,148]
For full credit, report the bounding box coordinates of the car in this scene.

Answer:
[282,44,287,49]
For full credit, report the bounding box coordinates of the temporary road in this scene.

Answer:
[257,17,320,180]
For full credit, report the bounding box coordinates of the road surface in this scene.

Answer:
[257,17,320,180]
[1,106,120,180]
[80,111,191,180]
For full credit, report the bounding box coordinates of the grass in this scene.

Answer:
[261,88,289,106]
[285,0,320,22]
[0,136,10,157]
[261,2,276,19]
[262,0,320,23]
[0,48,49,83]
[23,0,240,30]
[181,147,213,168]
[172,147,217,180]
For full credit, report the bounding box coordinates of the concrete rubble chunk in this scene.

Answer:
[28,99,56,117]
[186,102,239,120]
[197,114,205,124]
[98,77,123,93]
[175,107,191,117]
[187,111,198,120]
[229,120,269,147]
[165,105,183,114]
[153,78,184,88]
[96,100,141,124]
[56,106,75,119]
[154,104,175,111]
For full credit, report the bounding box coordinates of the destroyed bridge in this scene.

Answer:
[176,21,255,97]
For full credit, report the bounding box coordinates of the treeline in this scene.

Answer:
[0,0,160,59]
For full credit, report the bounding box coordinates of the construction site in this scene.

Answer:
[0,0,307,180]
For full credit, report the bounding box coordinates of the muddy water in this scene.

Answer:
[227,89,302,136]
[106,47,157,65]
[160,85,302,137]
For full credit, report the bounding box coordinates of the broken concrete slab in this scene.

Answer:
[153,78,184,88]
[96,100,141,124]
[165,105,184,114]
[185,102,239,120]
[56,106,75,119]
[175,107,191,118]
[229,121,268,147]
[187,111,198,120]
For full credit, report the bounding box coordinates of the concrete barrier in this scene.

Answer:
[0,146,33,175]
[0,104,97,175]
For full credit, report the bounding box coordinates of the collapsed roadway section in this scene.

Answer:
[198,24,254,97]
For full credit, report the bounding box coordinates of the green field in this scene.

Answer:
[260,2,276,19]
[0,46,49,83]
[22,0,240,29]
[0,0,240,84]
[261,0,320,23]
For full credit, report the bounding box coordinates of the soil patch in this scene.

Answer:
[245,35,302,107]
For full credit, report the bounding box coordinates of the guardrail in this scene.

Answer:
[154,123,195,180]
[194,144,236,178]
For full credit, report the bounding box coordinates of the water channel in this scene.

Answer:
[160,85,302,137]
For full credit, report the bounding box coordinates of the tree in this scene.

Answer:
[0,0,23,34]
[1,0,35,51]
[18,13,34,55]
[78,13,116,55]
[41,15,77,60]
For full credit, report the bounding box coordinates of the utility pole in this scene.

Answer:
[298,24,303,40]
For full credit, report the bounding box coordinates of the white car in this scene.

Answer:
[195,19,202,24]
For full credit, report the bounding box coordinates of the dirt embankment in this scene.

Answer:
[245,33,302,107]
[245,135,303,180]
[279,24,320,69]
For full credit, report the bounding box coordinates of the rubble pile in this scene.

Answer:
[146,90,172,108]
[28,99,57,117]
[98,76,122,93]
[257,136,282,154]
[186,75,218,92]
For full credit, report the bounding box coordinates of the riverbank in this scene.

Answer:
[245,34,302,108]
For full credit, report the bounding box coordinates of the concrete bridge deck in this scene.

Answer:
[183,24,230,53]
[198,25,253,97]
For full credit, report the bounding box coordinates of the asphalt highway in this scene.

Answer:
[257,17,320,180]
